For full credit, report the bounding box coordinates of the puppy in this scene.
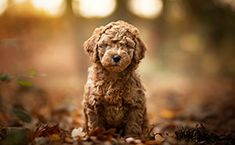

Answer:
[83,20,148,137]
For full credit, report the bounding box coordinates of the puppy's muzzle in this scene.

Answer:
[112,55,121,63]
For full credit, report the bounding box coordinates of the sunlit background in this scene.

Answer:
[0,0,235,125]
[0,0,164,18]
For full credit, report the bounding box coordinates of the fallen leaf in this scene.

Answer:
[125,137,135,143]
[143,140,161,145]
[33,124,60,139]
[71,127,85,138]
[11,107,32,123]
[160,109,175,119]
[49,134,61,141]
[155,134,165,144]
[2,127,30,145]
[89,127,105,136]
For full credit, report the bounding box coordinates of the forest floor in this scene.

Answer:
[0,73,234,145]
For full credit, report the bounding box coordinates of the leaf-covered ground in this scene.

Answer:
[0,73,235,145]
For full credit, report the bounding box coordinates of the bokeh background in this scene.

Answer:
[0,0,235,132]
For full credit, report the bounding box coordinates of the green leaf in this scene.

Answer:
[0,73,11,82]
[18,80,32,87]
[12,108,32,123]
[4,127,29,145]
[28,69,37,77]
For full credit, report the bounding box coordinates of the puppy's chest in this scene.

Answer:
[103,104,128,126]
[98,80,131,104]
[98,81,131,124]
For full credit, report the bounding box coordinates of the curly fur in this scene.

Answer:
[83,20,148,137]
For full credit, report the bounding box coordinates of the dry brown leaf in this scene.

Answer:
[33,123,60,138]
[49,133,61,141]
[160,109,175,119]
[143,140,161,145]
[155,134,165,144]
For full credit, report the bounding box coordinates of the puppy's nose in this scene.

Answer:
[112,55,121,63]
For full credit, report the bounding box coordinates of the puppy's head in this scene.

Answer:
[84,21,146,73]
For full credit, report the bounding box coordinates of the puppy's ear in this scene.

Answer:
[83,26,104,62]
[134,37,146,62]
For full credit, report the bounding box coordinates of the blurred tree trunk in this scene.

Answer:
[184,0,235,76]
[112,0,131,21]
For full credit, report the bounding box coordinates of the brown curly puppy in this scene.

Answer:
[83,20,148,137]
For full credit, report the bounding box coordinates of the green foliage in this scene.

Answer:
[28,69,38,77]
[3,128,29,145]
[11,108,32,123]
[0,73,11,82]
[17,81,33,87]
